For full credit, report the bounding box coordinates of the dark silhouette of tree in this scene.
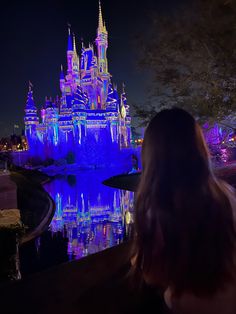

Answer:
[134,0,236,128]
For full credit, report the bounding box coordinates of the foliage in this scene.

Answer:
[135,0,236,127]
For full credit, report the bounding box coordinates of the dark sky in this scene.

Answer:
[0,0,179,137]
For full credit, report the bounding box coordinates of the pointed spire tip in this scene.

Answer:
[73,33,77,52]
[67,23,73,51]
[98,0,104,33]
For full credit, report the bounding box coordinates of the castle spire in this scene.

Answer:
[24,82,39,145]
[96,1,108,73]
[98,1,104,33]
[67,25,73,51]
[29,81,33,92]
[60,64,64,80]
[103,21,107,33]
[122,82,125,94]
[73,33,77,53]
[25,82,36,110]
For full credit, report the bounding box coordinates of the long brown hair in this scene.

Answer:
[133,107,236,296]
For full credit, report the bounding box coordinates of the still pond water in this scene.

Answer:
[20,167,134,275]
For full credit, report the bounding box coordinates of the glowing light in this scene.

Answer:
[125,211,131,225]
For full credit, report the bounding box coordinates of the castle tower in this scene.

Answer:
[72,34,80,87]
[60,65,65,93]
[24,82,39,150]
[80,45,99,109]
[67,27,73,75]
[64,28,81,95]
[95,1,109,108]
[96,1,108,75]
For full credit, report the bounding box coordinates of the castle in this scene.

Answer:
[24,2,131,164]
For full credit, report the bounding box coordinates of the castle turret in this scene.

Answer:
[60,64,65,92]
[24,82,39,150]
[72,34,80,86]
[67,27,74,75]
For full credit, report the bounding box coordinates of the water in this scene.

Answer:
[20,167,135,275]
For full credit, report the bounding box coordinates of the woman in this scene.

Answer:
[131,107,236,314]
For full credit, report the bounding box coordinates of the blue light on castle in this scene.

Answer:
[24,2,132,166]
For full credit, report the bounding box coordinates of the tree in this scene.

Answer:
[134,0,236,127]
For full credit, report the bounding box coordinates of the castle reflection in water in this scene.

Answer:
[43,169,134,260]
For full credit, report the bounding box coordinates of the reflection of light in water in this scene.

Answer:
[44,168,134,260]
[125,211,132,225]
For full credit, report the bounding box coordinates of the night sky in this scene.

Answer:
[0,0,179,137]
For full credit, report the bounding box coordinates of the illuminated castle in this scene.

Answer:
[24,2,131,164]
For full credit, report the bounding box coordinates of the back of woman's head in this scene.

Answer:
[134,107,236,296]
[142,107,209,188]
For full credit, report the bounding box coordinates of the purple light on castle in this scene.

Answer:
[24,2,132,166]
